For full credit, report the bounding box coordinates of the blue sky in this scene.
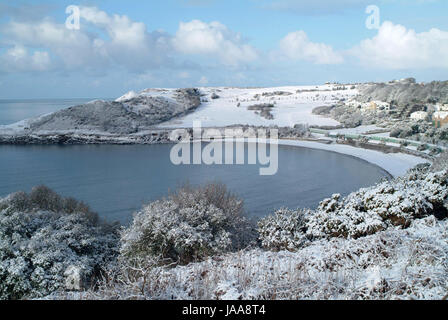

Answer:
[0,0,447,98]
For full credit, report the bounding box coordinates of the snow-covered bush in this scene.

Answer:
[120,183,256,266]
[257,166,447,252]
[6,185,98,223]
[417,144,428,151]
[390,126,416,139]
[257,208,309,251]
[306,169,448,240]
[45,164,448,300]
[0,187,119,300]
[77,215,448,300]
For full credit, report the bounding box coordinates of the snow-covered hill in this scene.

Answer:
[0,88,201,136]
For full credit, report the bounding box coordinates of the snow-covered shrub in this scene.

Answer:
[417,144,428,151]
[44,167,448,300]
[78,216,448,300]
[390,128,401,138]
[7,185,98,224]
[306,169,448,239]
[391,126,416,139]
[255,166,447,252]
[120,183,256,266]
[0,187,119,300]
[257,208,309,251]
[89,254,166,300]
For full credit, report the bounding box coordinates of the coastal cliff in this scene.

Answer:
[0,88,201,138]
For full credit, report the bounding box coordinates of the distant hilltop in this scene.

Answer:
[18,88,201,135]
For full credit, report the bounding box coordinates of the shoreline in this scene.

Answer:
[0,130,430,178]
[275,139,429,178]
[219,137,429,178]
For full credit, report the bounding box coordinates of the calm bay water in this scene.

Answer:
[0,99,390,224]
[0,144,390,224]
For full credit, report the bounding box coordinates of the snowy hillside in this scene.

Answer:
[157,85,357,128]
[0,88,201,136]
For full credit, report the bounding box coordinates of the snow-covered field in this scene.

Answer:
[158,85,355,128]
[0,85,354,135]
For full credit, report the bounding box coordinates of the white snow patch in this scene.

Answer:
[115,91,138,102]
[158,85,356,128]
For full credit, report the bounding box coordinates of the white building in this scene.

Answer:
[410,111,428,121]
[436,103,448,111]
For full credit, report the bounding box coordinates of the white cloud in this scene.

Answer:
[2,3,446,84]
[0,9,258,74]
[172,20,258,66]
[277,31,344,64]
[79,7,172,71]
[79,6,161,49]
[0,6,171,73]
[31,51,51,71]
[0,45,51,72]
[5,45,27,61]
[350,21,448,69]
[1,19,101,70]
